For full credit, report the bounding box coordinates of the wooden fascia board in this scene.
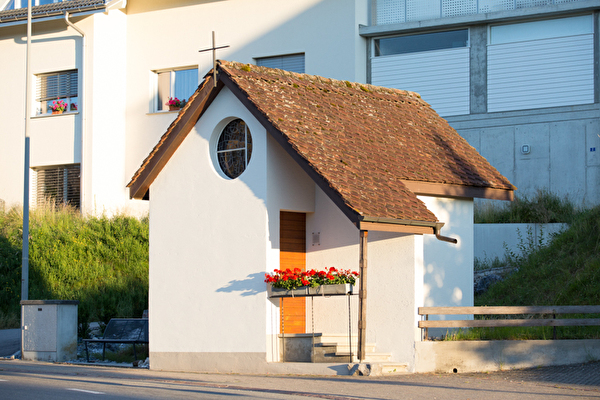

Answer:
[129,78,223,200]
[401,180,515,201]
[357,221,434,234]
[219,73,362,225]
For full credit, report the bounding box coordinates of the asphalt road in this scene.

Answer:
[0,359,599,400]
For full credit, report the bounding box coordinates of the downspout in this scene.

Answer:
[64,12,86,213]
[434,222,458,244]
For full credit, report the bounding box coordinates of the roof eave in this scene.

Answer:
[402,180,515,201]
[128,75,223,200]
[357,216,457,243]
[0,6,105,26]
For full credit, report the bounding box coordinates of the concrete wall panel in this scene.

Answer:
[514,124,550,196]
[549,121,586,200]
[480,126,515,184]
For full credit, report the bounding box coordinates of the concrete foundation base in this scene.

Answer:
[415,339,600,373]
[149,352,353,375]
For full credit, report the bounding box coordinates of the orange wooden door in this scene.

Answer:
[280,211,306,334]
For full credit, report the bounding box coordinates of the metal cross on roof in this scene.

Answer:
[198,31,230,87]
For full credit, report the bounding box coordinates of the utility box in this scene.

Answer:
[21,300,79,362]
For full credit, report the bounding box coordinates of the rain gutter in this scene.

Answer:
[359,216,458,244]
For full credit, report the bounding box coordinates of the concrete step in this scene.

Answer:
[312,344,355,363]
[332,343,376,353]
[312,343,390,363]
[312,333,356,345]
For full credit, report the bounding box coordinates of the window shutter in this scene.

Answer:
[36,70,78,102]
[257,54,305,74]
[35,165,81,209]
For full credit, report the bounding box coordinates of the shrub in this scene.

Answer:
[475,189,576,224]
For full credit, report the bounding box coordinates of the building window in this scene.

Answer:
[36,70,78,115]
[34,164,81,209]
[374,29,468,56]
[155,67,198,112]
[216,119,253,179]
[371,29,470,116]
[256,54,305,73]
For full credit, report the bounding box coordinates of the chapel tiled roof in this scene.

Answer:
[128,61,514,226]
[0,0,105,23]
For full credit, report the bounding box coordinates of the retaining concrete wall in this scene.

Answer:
[415,340,600,373]
[474,223,567,262]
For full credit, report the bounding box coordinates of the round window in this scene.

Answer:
[216,119,253,179]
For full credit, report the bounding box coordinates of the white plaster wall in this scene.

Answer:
[87,9,132,215]
[0,20,83,206]
[149,88,268,354]
[366,231,422,365]
[306,188,422,366]
[0,11,138,215]
[264,135,316,360]
[421,196,474,313]
[306,188,360,335]
[125,0,369,198]
[0,24,27,206]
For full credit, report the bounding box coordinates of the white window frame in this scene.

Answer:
[152,66,198,112]
[36,69,79,116]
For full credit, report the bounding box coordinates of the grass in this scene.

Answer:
[0,203,149,330]
[444,325,600,341]
[475,189,577,224]
[451,203,600,340]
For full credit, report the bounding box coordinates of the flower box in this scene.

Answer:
[166,97,186,111]
[267,283,355,298]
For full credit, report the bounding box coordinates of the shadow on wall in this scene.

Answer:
[216,272,265,296]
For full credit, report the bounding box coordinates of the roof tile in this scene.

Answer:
[0,0,105,23]
[218,61,514,222]
[129,61,515,225]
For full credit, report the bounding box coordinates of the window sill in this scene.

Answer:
[147,110,180,115]
[33,111,79,119]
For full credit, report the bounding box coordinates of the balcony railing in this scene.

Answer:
[372,0,587,26]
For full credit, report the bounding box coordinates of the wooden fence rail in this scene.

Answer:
[418,306,600,340]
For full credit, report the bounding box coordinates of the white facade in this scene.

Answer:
[0,0,369,215]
